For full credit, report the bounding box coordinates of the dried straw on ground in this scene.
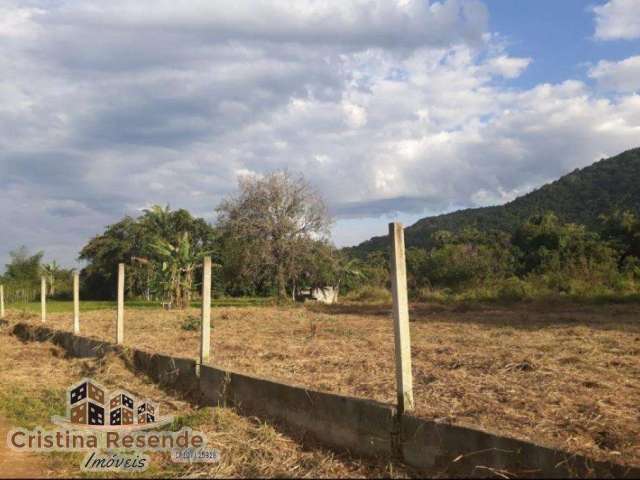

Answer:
[9,301,640,467]
[0,327,410,478]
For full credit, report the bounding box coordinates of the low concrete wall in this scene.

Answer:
[10,323,200,395]
[199,364,394,458]
[132,350,200,395]
[12,322,118,357]
[400,414,637,478]
[9,322,640,478]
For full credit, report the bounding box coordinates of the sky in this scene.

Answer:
[1,0,640,268]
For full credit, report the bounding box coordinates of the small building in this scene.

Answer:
[296,286,338,304]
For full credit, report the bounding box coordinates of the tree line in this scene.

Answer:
[1,172,354,307]
[347,210,640,302]
[0,247,74,303]
[4,170,640,306]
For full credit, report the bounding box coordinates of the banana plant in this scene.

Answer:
[334,257,366,299]
[148,232,213,309]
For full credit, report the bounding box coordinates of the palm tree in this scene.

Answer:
[41,261,60,297]
[142,204,173,240]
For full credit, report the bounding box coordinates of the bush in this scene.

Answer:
[497,277,532,301]
[181,315,201,331]
[343,286,392,303]
[413,287,452,303]
[612,276,640,294]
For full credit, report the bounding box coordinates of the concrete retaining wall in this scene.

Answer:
[9,322,640,478]
[400,413,636,478]
[131,350,200,395]
[200,364,394,458]
[12,322,118,357]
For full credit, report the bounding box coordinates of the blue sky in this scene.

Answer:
[1,0,640,268]
[490,0,638,88]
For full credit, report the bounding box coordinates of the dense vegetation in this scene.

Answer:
[3,148,640,305]
[78,205,217,304]
[0,247,74,303]
[1,172,352,306]
[79,173,353,303]
[350,210,640,302]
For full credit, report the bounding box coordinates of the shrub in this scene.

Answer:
[343,286,392,303]
[413,287,452,303]
[497,277,532,301]
[181,315,201,331]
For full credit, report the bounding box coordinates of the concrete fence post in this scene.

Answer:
[200,256,212,365]
[73,271,80,334]
[41,276,47,323]
[116,263,124,344]
[0,284,4,319]
[389,222,414,413]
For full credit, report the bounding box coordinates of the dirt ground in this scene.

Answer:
[0,323,410,478]
[7,300,640,467]
[0,416,51,478]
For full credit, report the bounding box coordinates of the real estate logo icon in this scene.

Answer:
[52,378,172,431]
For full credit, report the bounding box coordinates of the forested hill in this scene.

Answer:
[348,147,640,256]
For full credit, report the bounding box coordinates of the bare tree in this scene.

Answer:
[216,171,331,299]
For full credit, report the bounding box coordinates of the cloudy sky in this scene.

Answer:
[1,0,640,268]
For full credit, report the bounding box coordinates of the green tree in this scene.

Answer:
[406,247,428,291]
[2,246,46,303]
[421,228,515,290]
[4,246,44,283]
[600,210,640,268]
[513,213,618,293]
[79,206,217,300]
[79,217,145,299]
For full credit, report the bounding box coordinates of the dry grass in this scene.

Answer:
[0,324,411,478]
[8,300,640,467]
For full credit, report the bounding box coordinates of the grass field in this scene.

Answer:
[0,323,409,478]
[5,300,640,468]
[6,297,275,314]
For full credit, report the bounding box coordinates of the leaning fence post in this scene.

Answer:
[200,256,212,365]
[0,284,4,319]
[389,222,414,413]
[41,276,47,322]
[73,271,80,334]
[116,263,124,344]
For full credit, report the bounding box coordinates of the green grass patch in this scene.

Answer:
[169,408,213,431]
[7,297,275,314]
[0,386,66,428]
[200,297,276,308]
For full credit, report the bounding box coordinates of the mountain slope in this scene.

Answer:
[348,147,640,256]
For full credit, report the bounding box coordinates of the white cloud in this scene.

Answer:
[342,102,368,128]
[0,0,640,265]
[589,55,640,92]
[36,0,489,51]
[593,0,640,40]
[484,55,532,79]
